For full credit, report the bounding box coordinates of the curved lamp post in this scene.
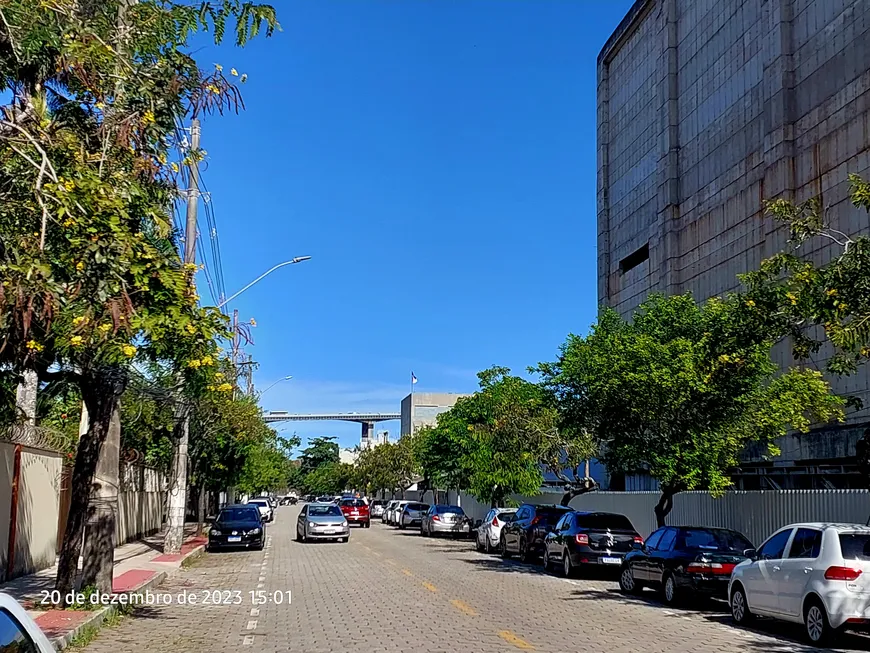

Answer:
[217,256,311,309]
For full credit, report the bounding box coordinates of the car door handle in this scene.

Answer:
[772,565,781,572]
[803,567,813,573]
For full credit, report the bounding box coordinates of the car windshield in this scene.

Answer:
[677,528,753,551]
[218,508,259,522]
[309,505,343,517]
[341,499,367,507]
[839,533,870,560]
[406,503,429,511]
[574,513,635,531]
[437,506,464,514]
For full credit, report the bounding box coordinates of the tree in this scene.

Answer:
[299,436,340,476]
[304,461,351,496]
[0,0,278,598]
[539,294,845,527]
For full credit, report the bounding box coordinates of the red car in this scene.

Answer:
[339,498,370,527]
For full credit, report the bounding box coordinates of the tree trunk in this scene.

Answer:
[55,365,127,601]
[15,367,38,425]
[654,487,678,528]
[80,403,121,593]
[164,403,190,554]
[196,486,206,536]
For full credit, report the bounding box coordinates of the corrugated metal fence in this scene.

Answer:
[559,490,870,546]
[387,488,870,548]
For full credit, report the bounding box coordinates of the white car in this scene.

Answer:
[476,508,517,554]
[247,498,273,523]
[729,522,870,644]
[382,500,398,523]
[390,501,411,526]
[0,592,55,652]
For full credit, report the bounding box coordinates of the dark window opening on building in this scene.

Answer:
[619,244,649,274]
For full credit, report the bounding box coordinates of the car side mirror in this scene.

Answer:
[743,548,757,560]
[632,541,643,550]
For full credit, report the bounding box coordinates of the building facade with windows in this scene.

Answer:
[598,0,870,488]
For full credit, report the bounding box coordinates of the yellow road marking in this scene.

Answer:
[450,599,477,616]
[422,582,438,593]
[401,569,413,577]
[498,631,535,650]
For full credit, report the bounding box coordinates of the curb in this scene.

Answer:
[51,543,204,650]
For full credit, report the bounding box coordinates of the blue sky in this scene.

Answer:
[195,1,635,452]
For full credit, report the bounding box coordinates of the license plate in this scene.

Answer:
[228,536,241,542]
[600,556,621,565]
[323,529,336,534]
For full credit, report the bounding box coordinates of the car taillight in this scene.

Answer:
[633,536,644,545]
[492,517,499,526]
[575,534,589,546]
[432,515,440,522]
[686,562,736,575]
[825,566,863,581]
[530,516,541,527]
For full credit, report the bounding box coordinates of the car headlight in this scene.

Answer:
[308,521,317,528]
[341,521,348,528]
[248,527,261,535]
[210,528,221,536]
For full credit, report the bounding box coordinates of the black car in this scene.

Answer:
[543,511,643,577]
[618,525,754,604]
[208,504,265,551]
[500,504,572,562]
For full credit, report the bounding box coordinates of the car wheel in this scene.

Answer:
[804,598,835,645]
[484,535,493,554]
[730,584,753,625]
[619,565,642,594]
[662,573,680,605]
[399,520,406,530]
[500,535,512,559]
[519,538,532,564]
[475,535,483,552]
[255,541,264,551]
[562,549,573,578]
[542,547,551,571]
[364,521,370,529]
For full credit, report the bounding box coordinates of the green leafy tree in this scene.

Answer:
[539,294,845,526]
[304,461,351,496]
[299,436,340,476]
[0,0,277,597]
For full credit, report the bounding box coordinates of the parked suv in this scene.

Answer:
[730,522,870,645]
[398,502,430,529]
[619,525,751,603]
[339,498,370,527]
[544,511,643,577]
[476,508,517,554]
[500,504,572,563]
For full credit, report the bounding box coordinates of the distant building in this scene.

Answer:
[400,393,470,436]
[598,0,870,488]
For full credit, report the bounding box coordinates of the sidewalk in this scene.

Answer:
[1,525,208,649]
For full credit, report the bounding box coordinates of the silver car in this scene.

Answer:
[476,508,517,553]
[382,500,399,523]
[398,502,430,529]
[421,505,470,537]
[296,503,349,543]
[389,500,411,526]
[370,500,387,518]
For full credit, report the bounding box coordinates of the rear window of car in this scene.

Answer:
[248,500,268,507]
[309,505,343,516]
[437,506,464,514]
[405,503,429,511]
[839,533,870,560]
[535,507,571,520]
[677,528,753,552]
[574,513,635,531]
[341,499,367,507]
[219,508,259,521]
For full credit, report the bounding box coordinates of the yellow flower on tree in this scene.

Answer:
[249,318,257,327]
[827,288,838,296]
[142,110,155,124]
[122,345,136,358]
[217,382,233,393]
[786,292,798,305]
[230,68,238,76]
[171,162,179,173]
[214,372,225,380]
[745,299,756,307]
[187,359,202,369]
[200,355,214,366]
[184,323,196,335]
[75,261,85,272]
[72,316,87,327]
[98,323,112,333]
[26,340,44,352]
[70,335,84,347]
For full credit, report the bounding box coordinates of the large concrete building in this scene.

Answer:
[598,0,870,488]
[400,393,470,436]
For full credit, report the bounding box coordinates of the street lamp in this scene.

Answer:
[217,256,311,309]
[258,375,293,399]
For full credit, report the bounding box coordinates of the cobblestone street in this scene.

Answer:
[83,506,870,652]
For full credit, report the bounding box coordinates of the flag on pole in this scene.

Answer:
[411,372,418,385]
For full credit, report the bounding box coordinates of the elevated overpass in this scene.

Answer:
[263,411,400,442]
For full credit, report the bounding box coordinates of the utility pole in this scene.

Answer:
[165,118,200,554]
